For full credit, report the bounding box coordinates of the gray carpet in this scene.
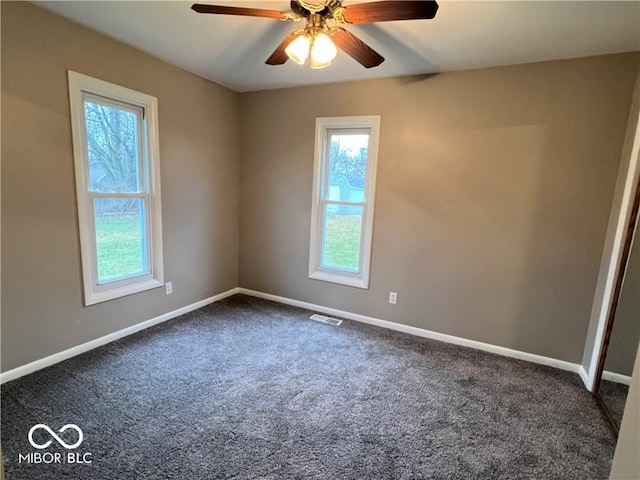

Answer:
[599,380,630,428]
[1,295,616,479]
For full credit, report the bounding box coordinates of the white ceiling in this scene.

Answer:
[35,1,640,92]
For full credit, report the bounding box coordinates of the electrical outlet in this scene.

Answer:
[165,282,173,295]
[389,291,397,304]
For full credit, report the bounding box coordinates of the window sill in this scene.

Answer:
[309,270,369,289]
[85,278,163,306]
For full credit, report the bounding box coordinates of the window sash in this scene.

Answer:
[81,93,147,194]
[318,201,366,275]
[81,96,152,286]
[90,194,153,285]
[319,199,366,208]
[320,128,372,204]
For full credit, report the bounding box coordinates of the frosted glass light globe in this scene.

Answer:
[285,35,311,65]
[310,33,337,69]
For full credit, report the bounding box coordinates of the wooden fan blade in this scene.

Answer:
[342,1,438,24]
[191,4,287,20]
[265,33,300,65]
[332,29,384,68]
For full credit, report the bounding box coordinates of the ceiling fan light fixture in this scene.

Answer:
[310,32,337,69]
[285,34,311,65]
[194,1,440,70]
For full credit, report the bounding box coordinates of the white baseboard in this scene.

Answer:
[3,287,599,388]
[0,287,240,384]
[602,370,632,386]
[578,362,632,390]
[238,288,583,375]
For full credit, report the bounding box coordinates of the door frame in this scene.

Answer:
[583,97,640,392]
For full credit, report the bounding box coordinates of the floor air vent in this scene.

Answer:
[310,314,343,326]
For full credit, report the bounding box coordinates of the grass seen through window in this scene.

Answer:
[95,214,145,282]
[322,212,362,272]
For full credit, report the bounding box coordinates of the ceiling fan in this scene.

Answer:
[191,1,439,69]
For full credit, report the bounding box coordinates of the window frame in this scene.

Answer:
[68,71,164,306]
[309,115,380,289]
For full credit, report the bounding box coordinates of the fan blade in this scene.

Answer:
[191,4,287,20]
[341,1,438,24]
[265,33,300,65]
[332,29,384,68]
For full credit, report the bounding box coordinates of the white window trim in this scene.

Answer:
[68,71,164,306]
[309,115,380,289]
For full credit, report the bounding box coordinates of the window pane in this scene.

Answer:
[84,100,141,193]
[327,133,369,203]
[321,205,363,273]
[94,198,148,282]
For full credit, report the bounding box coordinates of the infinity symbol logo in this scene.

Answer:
[28,424,84,450]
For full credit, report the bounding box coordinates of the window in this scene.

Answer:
[68,71,164,306]
[309,116,380,288]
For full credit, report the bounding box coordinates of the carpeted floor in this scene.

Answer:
[599,380,629,428]
[1,295,616,479]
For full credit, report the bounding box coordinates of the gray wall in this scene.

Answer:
[1,2,240,372]
[240,54,639,364]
